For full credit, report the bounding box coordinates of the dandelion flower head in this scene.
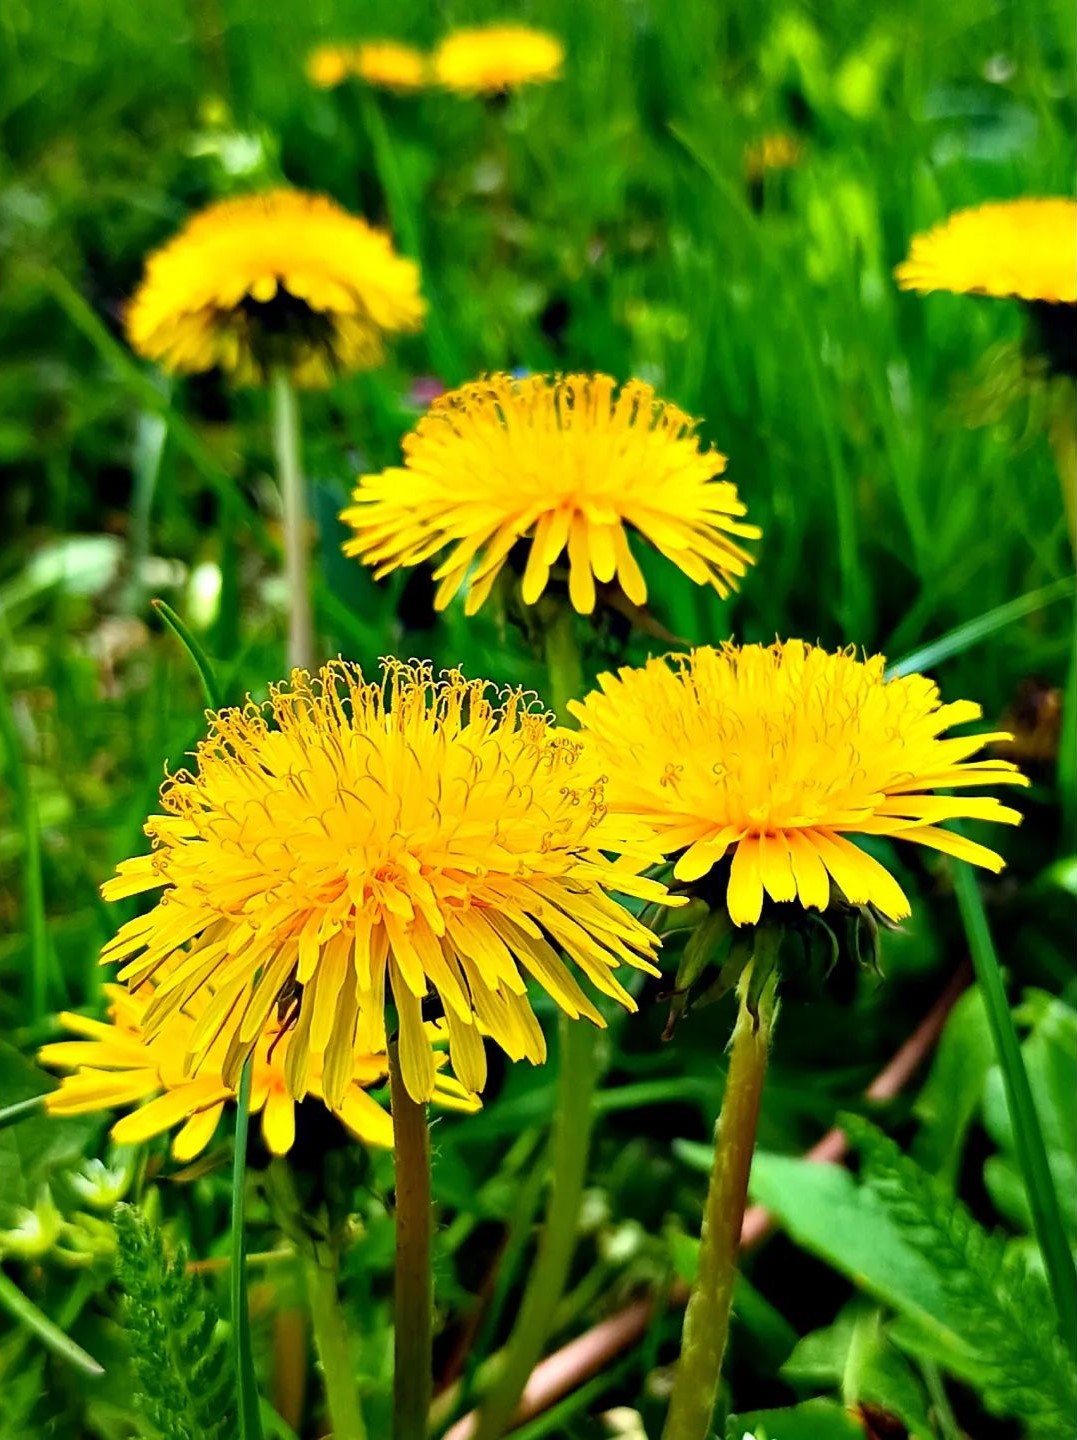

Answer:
[571,641,1028,926]
[99,661,668,1104]
[307,40,428,92]
[432,24,564,94]
[340,373,758,615]
[895,198,1077,304]
[744,133,804,182]
[40,984,474,1161]
[126,189,426,386]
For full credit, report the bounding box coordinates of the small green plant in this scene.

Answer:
[113,1204,237,1440]
[843,1114,1076,1438]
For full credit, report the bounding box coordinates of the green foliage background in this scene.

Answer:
[0,0,1074,1436]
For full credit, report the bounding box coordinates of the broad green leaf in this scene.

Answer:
[747,1153,979,1362]
[912,984,993,1187]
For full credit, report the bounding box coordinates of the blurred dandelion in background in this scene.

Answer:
[572,640,1029,924]
[340,372,759,615]
[97,659,668,1104]
[125,188,426,387]
[896,197,1077,550]
[432,24,564,95]
[743,131,805,182]
[306,39,429,93]
[40,983,477,1160]
[895,198,1077,305]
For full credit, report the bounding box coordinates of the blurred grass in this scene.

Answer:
[1,0,1074,1434]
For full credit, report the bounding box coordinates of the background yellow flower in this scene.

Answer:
[39,984,463,1160]
[341,372,758,615]
[307,40,428,92]
[126,189,426,385]
[895,198,1077,304]
[432,24,563,94]
[571,641,1028,925]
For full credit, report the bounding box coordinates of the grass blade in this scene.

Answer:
[0,1269,104,1377]
[0,668,52,1024]
[41,266,275,559]
[152,599,224,709]
[952,858,1077,1353]
[889,576,1074,677]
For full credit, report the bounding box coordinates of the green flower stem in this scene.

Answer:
[661,955,779,1440]
[231,1058,265,1440]
[470,604,596,1440]
[303,1251,367,1440]
[541,601,584,720]
[270,367,313,671]
[953,860,1077,1354]
[472,1015,601,1440]
[389,1037,433,1440]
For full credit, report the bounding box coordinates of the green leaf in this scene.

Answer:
[747,1152,975,1355]
[0,1269,103,1378]
[726,1398,865,1439]
[843,1115,1076,1434]
[114,1203,237,1440]
[982,992,1077,1243]
[782,1303,934,1440]
[912,985,993,1187]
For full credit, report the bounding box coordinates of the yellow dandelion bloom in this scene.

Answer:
[432,24,563,94]
[570,641,1029,927]
[895,198,1077,305]
[40,984,473,1161]
[98,661,668,1105]
[744,133,804,182]
[126,189,426,386]
[340,373,758,616]
[307,40,428,93]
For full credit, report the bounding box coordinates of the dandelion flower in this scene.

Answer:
[340,373,758,616]
[571,641,1028,926]
[744,133,804,182]
[895,199,1077,305]
[433,25,563,94]
[126,189,426,386]
[307,40,428,93]
[98,661,667,1104]
[39,985,475,1161]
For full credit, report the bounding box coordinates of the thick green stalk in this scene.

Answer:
[303,1252,367,1440]
[270,368,313,671]
[953,861,1077,1354]
[472,1015,600,1440]
[389,1039,433,1440]
[541,602,584,719]
[661,959,778,1440]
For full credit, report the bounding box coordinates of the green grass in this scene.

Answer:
[1,0,1074,1436]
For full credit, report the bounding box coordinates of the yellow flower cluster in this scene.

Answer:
[47,67,1044,1164]
[305,25,564,97]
